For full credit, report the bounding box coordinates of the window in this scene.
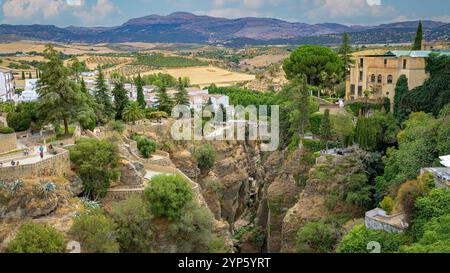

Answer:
[360,58,364,67]
[350,84,356,95]
[384,59,388,67]
[387,75,393,84]
[371,74,376,83]
[358,86,363,97]
[377,75,383,84]
[359,71,363,81]
[403,59,407,69]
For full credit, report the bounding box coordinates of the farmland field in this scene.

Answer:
[133,53,208,68]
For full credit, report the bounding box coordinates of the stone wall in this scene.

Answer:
[0,133,16,154]
[0,148,70,180]
[365,208,407,234]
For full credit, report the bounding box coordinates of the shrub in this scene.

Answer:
[108,120,125,133]
[194,144,218,173]
[6,111,31,132]
[296,222,338,253]
[7,223,65,253]
[69,138,119,199]
[69,209,119,253]
[337,224,406,253]
[110,195,154,253]
[144,174,193,220]
[380,196,395,215]
[0,126,14,134]
[135,137,157,158]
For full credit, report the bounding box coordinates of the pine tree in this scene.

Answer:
[80,78,88,94]
[174,77,190,106]
[155,83,173,114]
[412,20,423,50]
[355,116,377,151]
[36,44,82,135]
[112,81,129,120]
[320,109,332,149]
[393,75,409,123]
[136,74,146,109]
[94,66,114,120]
[338,32,354,73]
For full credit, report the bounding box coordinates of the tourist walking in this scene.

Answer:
[39,145,44,160]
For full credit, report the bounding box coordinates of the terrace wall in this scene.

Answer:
[0,133,16,154]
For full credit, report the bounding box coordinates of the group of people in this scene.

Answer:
[0,144,51,168]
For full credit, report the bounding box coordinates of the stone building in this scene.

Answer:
[345,50,450,108]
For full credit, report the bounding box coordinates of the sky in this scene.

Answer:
[0,0,449,27]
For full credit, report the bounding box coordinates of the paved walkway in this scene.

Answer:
[0,146,53,168]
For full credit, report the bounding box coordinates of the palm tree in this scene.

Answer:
[123,101,144,124]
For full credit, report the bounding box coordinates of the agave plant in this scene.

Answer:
[10,179,23,194]
[43,181,56,194]
[0,180,5,190]
[79,197,100,210]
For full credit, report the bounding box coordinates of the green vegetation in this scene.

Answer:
[155,83,174,113]
[94,66,114,121]
[338,33,355,73]
[134,53,207,68]
[208,85,276,107]
[380,196,395,214]
[123,101,145,124]
[69,209,120,253]
[141,73,177,87]
[135,74,146,109]
[402,215,450,253]
[7,223,65,253]
[69,138,119,199]
[0,126,15,134]
[194,144,218,173]
[110,195,154,253]
[393,75,409,123]
[144,174,194,220]
[337,224,406,253]
[132,135,157,158]
[412,21,423,50]
[320,109,332,149]
[296,222,339,253]
[112,81,129,120]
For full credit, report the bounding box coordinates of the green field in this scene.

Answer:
[133,53,208,68]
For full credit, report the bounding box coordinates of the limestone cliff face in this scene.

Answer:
[280,153,366,253]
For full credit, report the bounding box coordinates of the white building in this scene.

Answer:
[0,67,15,102]
[17,79,39,102]
[189,93,230,112]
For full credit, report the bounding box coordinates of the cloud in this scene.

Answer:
[2,0,66,22]
[73,0,121,25]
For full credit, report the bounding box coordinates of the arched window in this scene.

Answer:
[371,74,376,82]
[377,75,383,84]
[387,75,393,84]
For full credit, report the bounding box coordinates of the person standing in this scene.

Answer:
[39,145,44,160]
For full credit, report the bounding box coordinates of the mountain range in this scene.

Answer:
[0,12,448,46]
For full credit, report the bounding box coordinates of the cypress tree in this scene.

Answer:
[136,73,146,109]
[112,81,129,120]
[174,77,190,106]
[338,32,354,73]
[22,71,26,80]
[80,78,88,94]
[29,72,32,79]
[320,109,332,149]
[94,65,114,120]
[412,20,423,50]
[155,82,173,114]
[393,75,409,123]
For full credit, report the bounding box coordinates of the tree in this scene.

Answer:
[393,75,410,123]
[123,101,144,124]
[77,78,98,130]
[338,32,354,74]
[69,138,119,199]
[94,65,114,120]
[7,223,65,253]
[320,109,332,149]
[36,44,81,135]
[7,111,31,132]
[80,78,88,94]
[28,72,32,79]
[355,115,378,151]
[412,20,423,50]
[194,144,218,173]
[283,45,344,87]
[155,82,173,113]
[402,215,450,253]
[110,195,154,253]
[69,209,119,253]
[135,73,146,109]
[69,56,86,81]
[296,222,338,253]
[133,135,157,158]
[144,174,194,220]
[174,77,190,106]
[22,71,26,80]
[380,196,395,214]
[337,224,406,253]
[112,81,129,120]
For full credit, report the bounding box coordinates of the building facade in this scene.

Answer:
[345,50,450,107]
[0,68,15,102]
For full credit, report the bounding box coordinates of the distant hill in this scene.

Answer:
[0,12,448,46]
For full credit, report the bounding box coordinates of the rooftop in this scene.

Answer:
[386,50,450,58]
